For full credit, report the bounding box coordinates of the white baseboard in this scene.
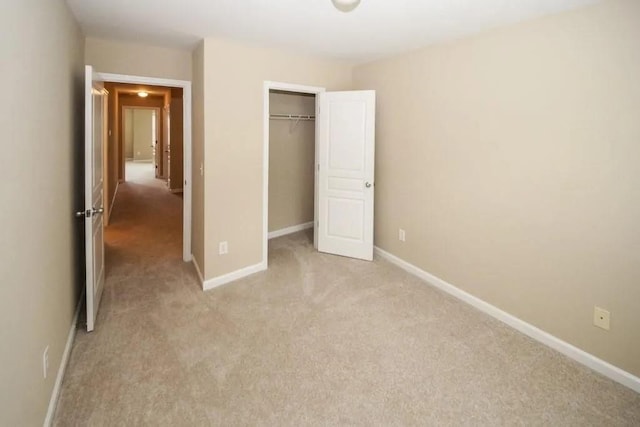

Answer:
[374,246,640,394]
[43,294,83,426]
[268,221,314,240]
[132,159,153,163]
[203,262,267,291]
[191,255,204,286]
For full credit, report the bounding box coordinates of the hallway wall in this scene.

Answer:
[0,0,85,425]
[130,109,155,162]
[85,37,192,81]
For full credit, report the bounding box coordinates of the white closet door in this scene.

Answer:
[317,90,375,261]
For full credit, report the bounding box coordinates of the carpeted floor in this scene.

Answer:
[53,167,640,425]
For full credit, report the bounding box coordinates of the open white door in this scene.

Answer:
[317,90,375,261]
[82,65,106,332]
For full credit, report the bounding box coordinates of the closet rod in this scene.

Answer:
[269,113,315,121]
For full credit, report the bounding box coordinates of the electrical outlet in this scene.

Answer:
[399,228,406,242]
[43,346,49,379]
[219,241,228,255]
[593,306,610,331]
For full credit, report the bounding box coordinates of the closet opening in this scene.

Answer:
[263,82,326,264]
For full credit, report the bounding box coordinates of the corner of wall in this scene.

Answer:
[190,40,206,278]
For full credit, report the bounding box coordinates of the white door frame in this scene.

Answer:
[262,81,326,268]
[96,72,193,262]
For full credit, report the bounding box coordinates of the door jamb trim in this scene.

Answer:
[96,72,193,262]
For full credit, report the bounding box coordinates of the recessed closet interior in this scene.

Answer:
[268,89,317,242]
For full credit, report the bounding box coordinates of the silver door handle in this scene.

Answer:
[92,207,104,215]
[365,181,373,188]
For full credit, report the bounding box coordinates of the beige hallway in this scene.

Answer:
[54,175,639,424]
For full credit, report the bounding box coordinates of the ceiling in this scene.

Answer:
[67,0,600,62]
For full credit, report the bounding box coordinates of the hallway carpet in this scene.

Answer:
[54,177,639,425]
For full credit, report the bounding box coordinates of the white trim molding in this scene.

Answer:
[203,262,266,291]
[43,295,83,426]
[374,246,640,394]
[95,71,192,263]
[262,81,326,271]
[268,221,314,240]
[191,256,204,286]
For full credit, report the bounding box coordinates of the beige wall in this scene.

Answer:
[191,42,206,275]
[85,37,192,81]
[0,0,84,425]
[201,37,353,279]
[131,109,155,161]
[353,0,640,377]
[268,91,316,232]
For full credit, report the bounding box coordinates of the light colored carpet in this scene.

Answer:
[53,172,640,425]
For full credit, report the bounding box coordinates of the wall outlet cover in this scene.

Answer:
[593,306,610,331]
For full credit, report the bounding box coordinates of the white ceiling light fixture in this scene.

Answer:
[331,0,361,13]
[137,91,149,98]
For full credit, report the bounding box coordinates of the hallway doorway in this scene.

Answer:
[79,69,192,332]
[122,107,159,182]
[96,72,192,263]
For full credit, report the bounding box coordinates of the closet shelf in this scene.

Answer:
[269,113,315,121]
